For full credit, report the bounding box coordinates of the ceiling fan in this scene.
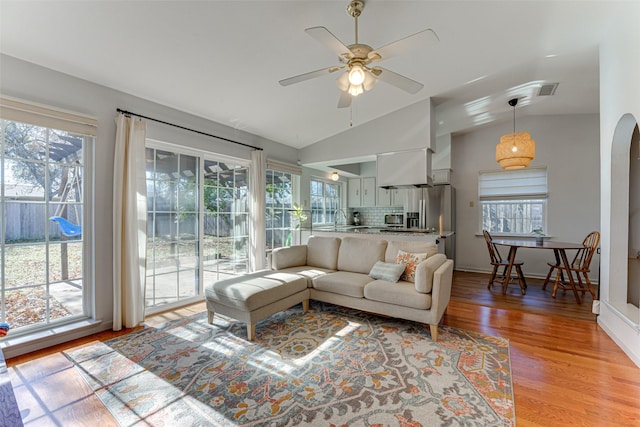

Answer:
[278,0,439,108]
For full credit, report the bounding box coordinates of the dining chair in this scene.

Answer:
[544,231,600,300]
[483,230,527,294]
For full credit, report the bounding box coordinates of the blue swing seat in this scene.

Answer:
[50,216,82,237]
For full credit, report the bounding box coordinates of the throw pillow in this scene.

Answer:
[368,261,406,283]
[396,250,427,282]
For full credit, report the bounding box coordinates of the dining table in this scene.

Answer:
[491,239,586,303]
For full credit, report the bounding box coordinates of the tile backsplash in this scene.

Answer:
[348,206,403,227]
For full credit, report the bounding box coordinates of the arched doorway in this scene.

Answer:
[609,113,639,324]
[628,124,640,309]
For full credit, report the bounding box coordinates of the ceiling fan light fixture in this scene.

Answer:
[362,69,377,91]
[348,83,364,96]
[279,1,438,107]
[348,64,366,85]
[336,71,350,91]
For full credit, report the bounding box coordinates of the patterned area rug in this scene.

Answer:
[65,302,515,426]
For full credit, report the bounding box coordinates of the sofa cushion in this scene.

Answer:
[271,245,307,270]
[364,280,432,310]
[396,250,427,283]
[307,236,341,270]
[274,266,335,287]
[312,271,374,298]
[368,261,405,283]
[385,241,438,263]
[337,237,387,274]
[205,271,307,312]
[414,253,448,293]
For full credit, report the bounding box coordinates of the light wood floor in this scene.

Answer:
[6,271,640,426]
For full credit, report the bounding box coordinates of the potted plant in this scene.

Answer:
[532,228,545,245]
[288,203,309,246]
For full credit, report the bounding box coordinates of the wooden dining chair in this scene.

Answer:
[483,230,527,294]
[545,231,600,300]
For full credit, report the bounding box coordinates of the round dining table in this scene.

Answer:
[491,239,586,303]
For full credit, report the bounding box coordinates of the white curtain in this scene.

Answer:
[249,150,266,271]
[113,113,147,331]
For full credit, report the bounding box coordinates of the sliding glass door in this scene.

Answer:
[145,144,249,312]
[202,160,249,282]
[145,148,200,309]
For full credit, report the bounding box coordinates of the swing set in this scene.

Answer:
[49,164,82,237]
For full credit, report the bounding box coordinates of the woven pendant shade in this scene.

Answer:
[496,132,535,170]
[496,98,535,170]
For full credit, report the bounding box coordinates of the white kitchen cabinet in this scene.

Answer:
[391,188,406,207]
[377,187,392,206]
[348,177,376,207]
[362,177,376,206]
[377,187,406,207]
[348,179,361,207]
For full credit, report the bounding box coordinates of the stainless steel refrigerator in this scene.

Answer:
[403,185,456,260]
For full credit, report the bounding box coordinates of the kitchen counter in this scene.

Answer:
[313,225,454,239]
[310,227,454,255]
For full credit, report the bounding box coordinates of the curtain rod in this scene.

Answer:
[116,108,263,151]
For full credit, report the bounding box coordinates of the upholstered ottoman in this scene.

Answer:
[204,270,309,340]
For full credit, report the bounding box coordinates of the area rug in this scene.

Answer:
[64,302,515,426]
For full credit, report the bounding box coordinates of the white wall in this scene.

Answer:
[597,3,640,367]
[299,99,434,165]
[433,134,452,170]
[452,114,600,278]
[0,54,299,356]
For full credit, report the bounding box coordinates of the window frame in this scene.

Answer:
[310,178,341,226]
[478,167,548,237]
[0,97,95,338]
[265,168,297,251]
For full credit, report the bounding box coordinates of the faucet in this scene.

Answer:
[333,208,349,228]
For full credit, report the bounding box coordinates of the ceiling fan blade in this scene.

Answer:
[279,66,342,87]
[337,91,352,109]
[368,29,439,62]
[305,26,352,59]
[372,67,424,94]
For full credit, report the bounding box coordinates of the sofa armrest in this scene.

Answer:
[414,254,447,293]
[428,259,454,324]
[271,245,308,270]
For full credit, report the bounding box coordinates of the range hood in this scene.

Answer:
[376,148,433,188]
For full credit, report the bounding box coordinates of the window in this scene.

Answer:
[479,167,547,235]
[145,142,250,313]
[266,169,293,250]
[1,97,95,335]
[311,179,340,224]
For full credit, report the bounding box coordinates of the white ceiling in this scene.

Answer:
[0,1,631,149]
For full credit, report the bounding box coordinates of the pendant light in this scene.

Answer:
[496,98,535,170]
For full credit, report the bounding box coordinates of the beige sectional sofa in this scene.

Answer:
[270,236,454,341]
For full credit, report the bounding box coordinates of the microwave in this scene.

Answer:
[384,213,404,227]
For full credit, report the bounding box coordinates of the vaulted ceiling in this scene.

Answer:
[0,1,630,149]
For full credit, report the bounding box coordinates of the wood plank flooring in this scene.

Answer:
[6,272,640,426]
[452,270,598,322]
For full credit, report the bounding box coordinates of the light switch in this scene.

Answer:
[469,201,474,207]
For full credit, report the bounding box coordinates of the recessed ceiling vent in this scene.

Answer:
[538,82,559,97]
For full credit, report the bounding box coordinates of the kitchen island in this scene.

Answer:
[308,226,454,255]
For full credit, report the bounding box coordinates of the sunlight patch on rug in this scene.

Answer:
[65,302,515,426]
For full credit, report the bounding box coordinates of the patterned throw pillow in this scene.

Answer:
[368,261,406,283]
[396,250,427,283]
